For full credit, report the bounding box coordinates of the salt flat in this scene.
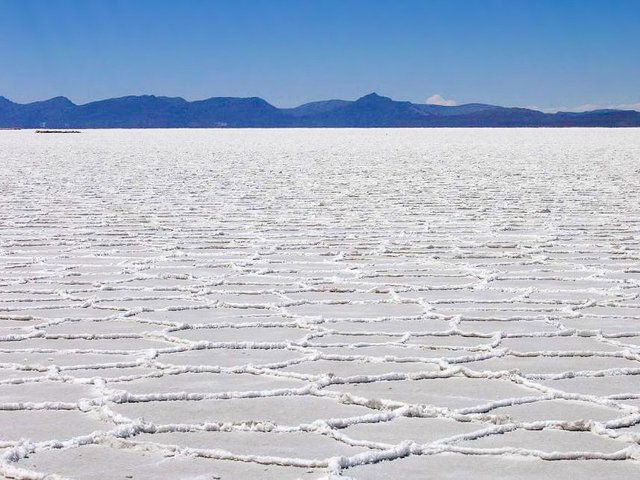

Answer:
[1,128,639,479]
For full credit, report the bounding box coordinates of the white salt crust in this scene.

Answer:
[1,128,640,479]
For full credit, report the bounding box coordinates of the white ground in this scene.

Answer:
[1,128,639,479]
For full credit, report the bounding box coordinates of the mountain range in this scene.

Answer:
[1,93,639,128]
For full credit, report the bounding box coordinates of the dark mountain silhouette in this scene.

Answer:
[295,93,435,127]
[188,97,291,127]
[283,99,352,117]
[0,92,638,128]
[72,96,188,128]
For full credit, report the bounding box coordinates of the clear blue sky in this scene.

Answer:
[1,0,638,109]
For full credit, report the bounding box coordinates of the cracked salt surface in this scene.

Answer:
[1,128,640,479]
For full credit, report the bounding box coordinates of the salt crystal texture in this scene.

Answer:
[1,128,640,479]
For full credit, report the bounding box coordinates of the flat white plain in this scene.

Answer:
[1,128,640,479]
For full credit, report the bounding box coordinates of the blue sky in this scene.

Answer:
[1,0,638,110]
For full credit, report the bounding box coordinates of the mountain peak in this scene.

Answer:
[356,92,393,103]
[39,96,75,107]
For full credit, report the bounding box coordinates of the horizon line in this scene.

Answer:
[2,92,640,115]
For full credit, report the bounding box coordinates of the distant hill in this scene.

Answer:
[1,92,638,128]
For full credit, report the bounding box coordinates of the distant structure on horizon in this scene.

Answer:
[1,93,639,128]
